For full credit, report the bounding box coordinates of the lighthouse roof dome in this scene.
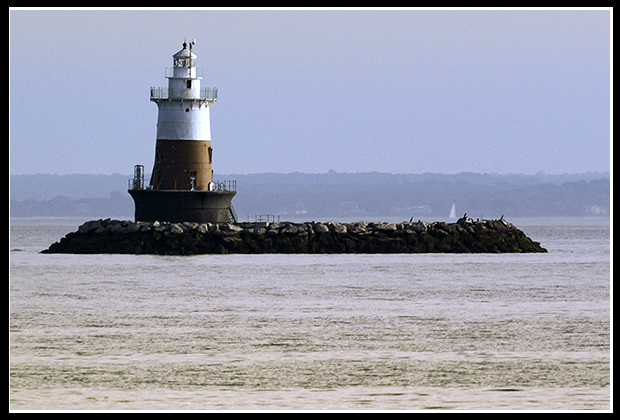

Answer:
[173,43,196,59]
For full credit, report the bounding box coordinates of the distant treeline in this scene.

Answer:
[10,172,610,219]
[10,192,134,218]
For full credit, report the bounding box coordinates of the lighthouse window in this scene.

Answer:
[186,80,192,89]
[185,108,190,112]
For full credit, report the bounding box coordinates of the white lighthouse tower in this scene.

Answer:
[149,39,216,191]
[129,39,236,223]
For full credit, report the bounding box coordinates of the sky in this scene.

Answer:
[9,8,611,176]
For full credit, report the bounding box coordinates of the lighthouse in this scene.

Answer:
[128,39,236,223]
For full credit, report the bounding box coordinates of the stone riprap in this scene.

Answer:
[42,217,547,255]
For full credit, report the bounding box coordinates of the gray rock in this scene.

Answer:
[78,220,101,234]
[182,221,199,231]
[125,222,140,233]
[410,221,428,232]
[169,224,184,235]
[327,222,347,234]
[107,221,124,233]
[348,222,370,235]
[281,224,300,234]
[314,223,330,233]
[247,228,267,236]
[435,228,450,237]
[220,223,243,233]
[155,223,171,232]
[229,224,244,233]
[374,222,397,232]
[138,221,153,232]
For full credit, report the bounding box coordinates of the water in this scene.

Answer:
[9,218,611,410]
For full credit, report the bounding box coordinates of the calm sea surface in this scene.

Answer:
[9,218,611,410]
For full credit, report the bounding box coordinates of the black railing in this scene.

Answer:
[247,214,280,223]
[211,180,236,192]
[150,87,218,101]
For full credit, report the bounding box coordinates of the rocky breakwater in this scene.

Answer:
[42,217,546,255]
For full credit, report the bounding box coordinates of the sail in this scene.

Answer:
[449,203,457,219]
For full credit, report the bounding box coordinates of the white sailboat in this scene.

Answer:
[449,203,457,219]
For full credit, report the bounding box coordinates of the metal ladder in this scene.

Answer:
[229,203,238,223]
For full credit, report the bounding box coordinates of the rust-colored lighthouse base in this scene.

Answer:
[150,139,213,191]
[128,189,236,223]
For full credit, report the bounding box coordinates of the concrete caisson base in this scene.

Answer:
[128,189,236,223]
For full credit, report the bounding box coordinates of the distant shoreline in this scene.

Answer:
[10,172,610,219]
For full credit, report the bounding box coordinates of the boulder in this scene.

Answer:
[373,222,397,232]
[280,224,300,234]
[326,222,347,234]
[78,219,101,234]
[314,223,330,233]
[169,224,184,235]
[125,222,141,233]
